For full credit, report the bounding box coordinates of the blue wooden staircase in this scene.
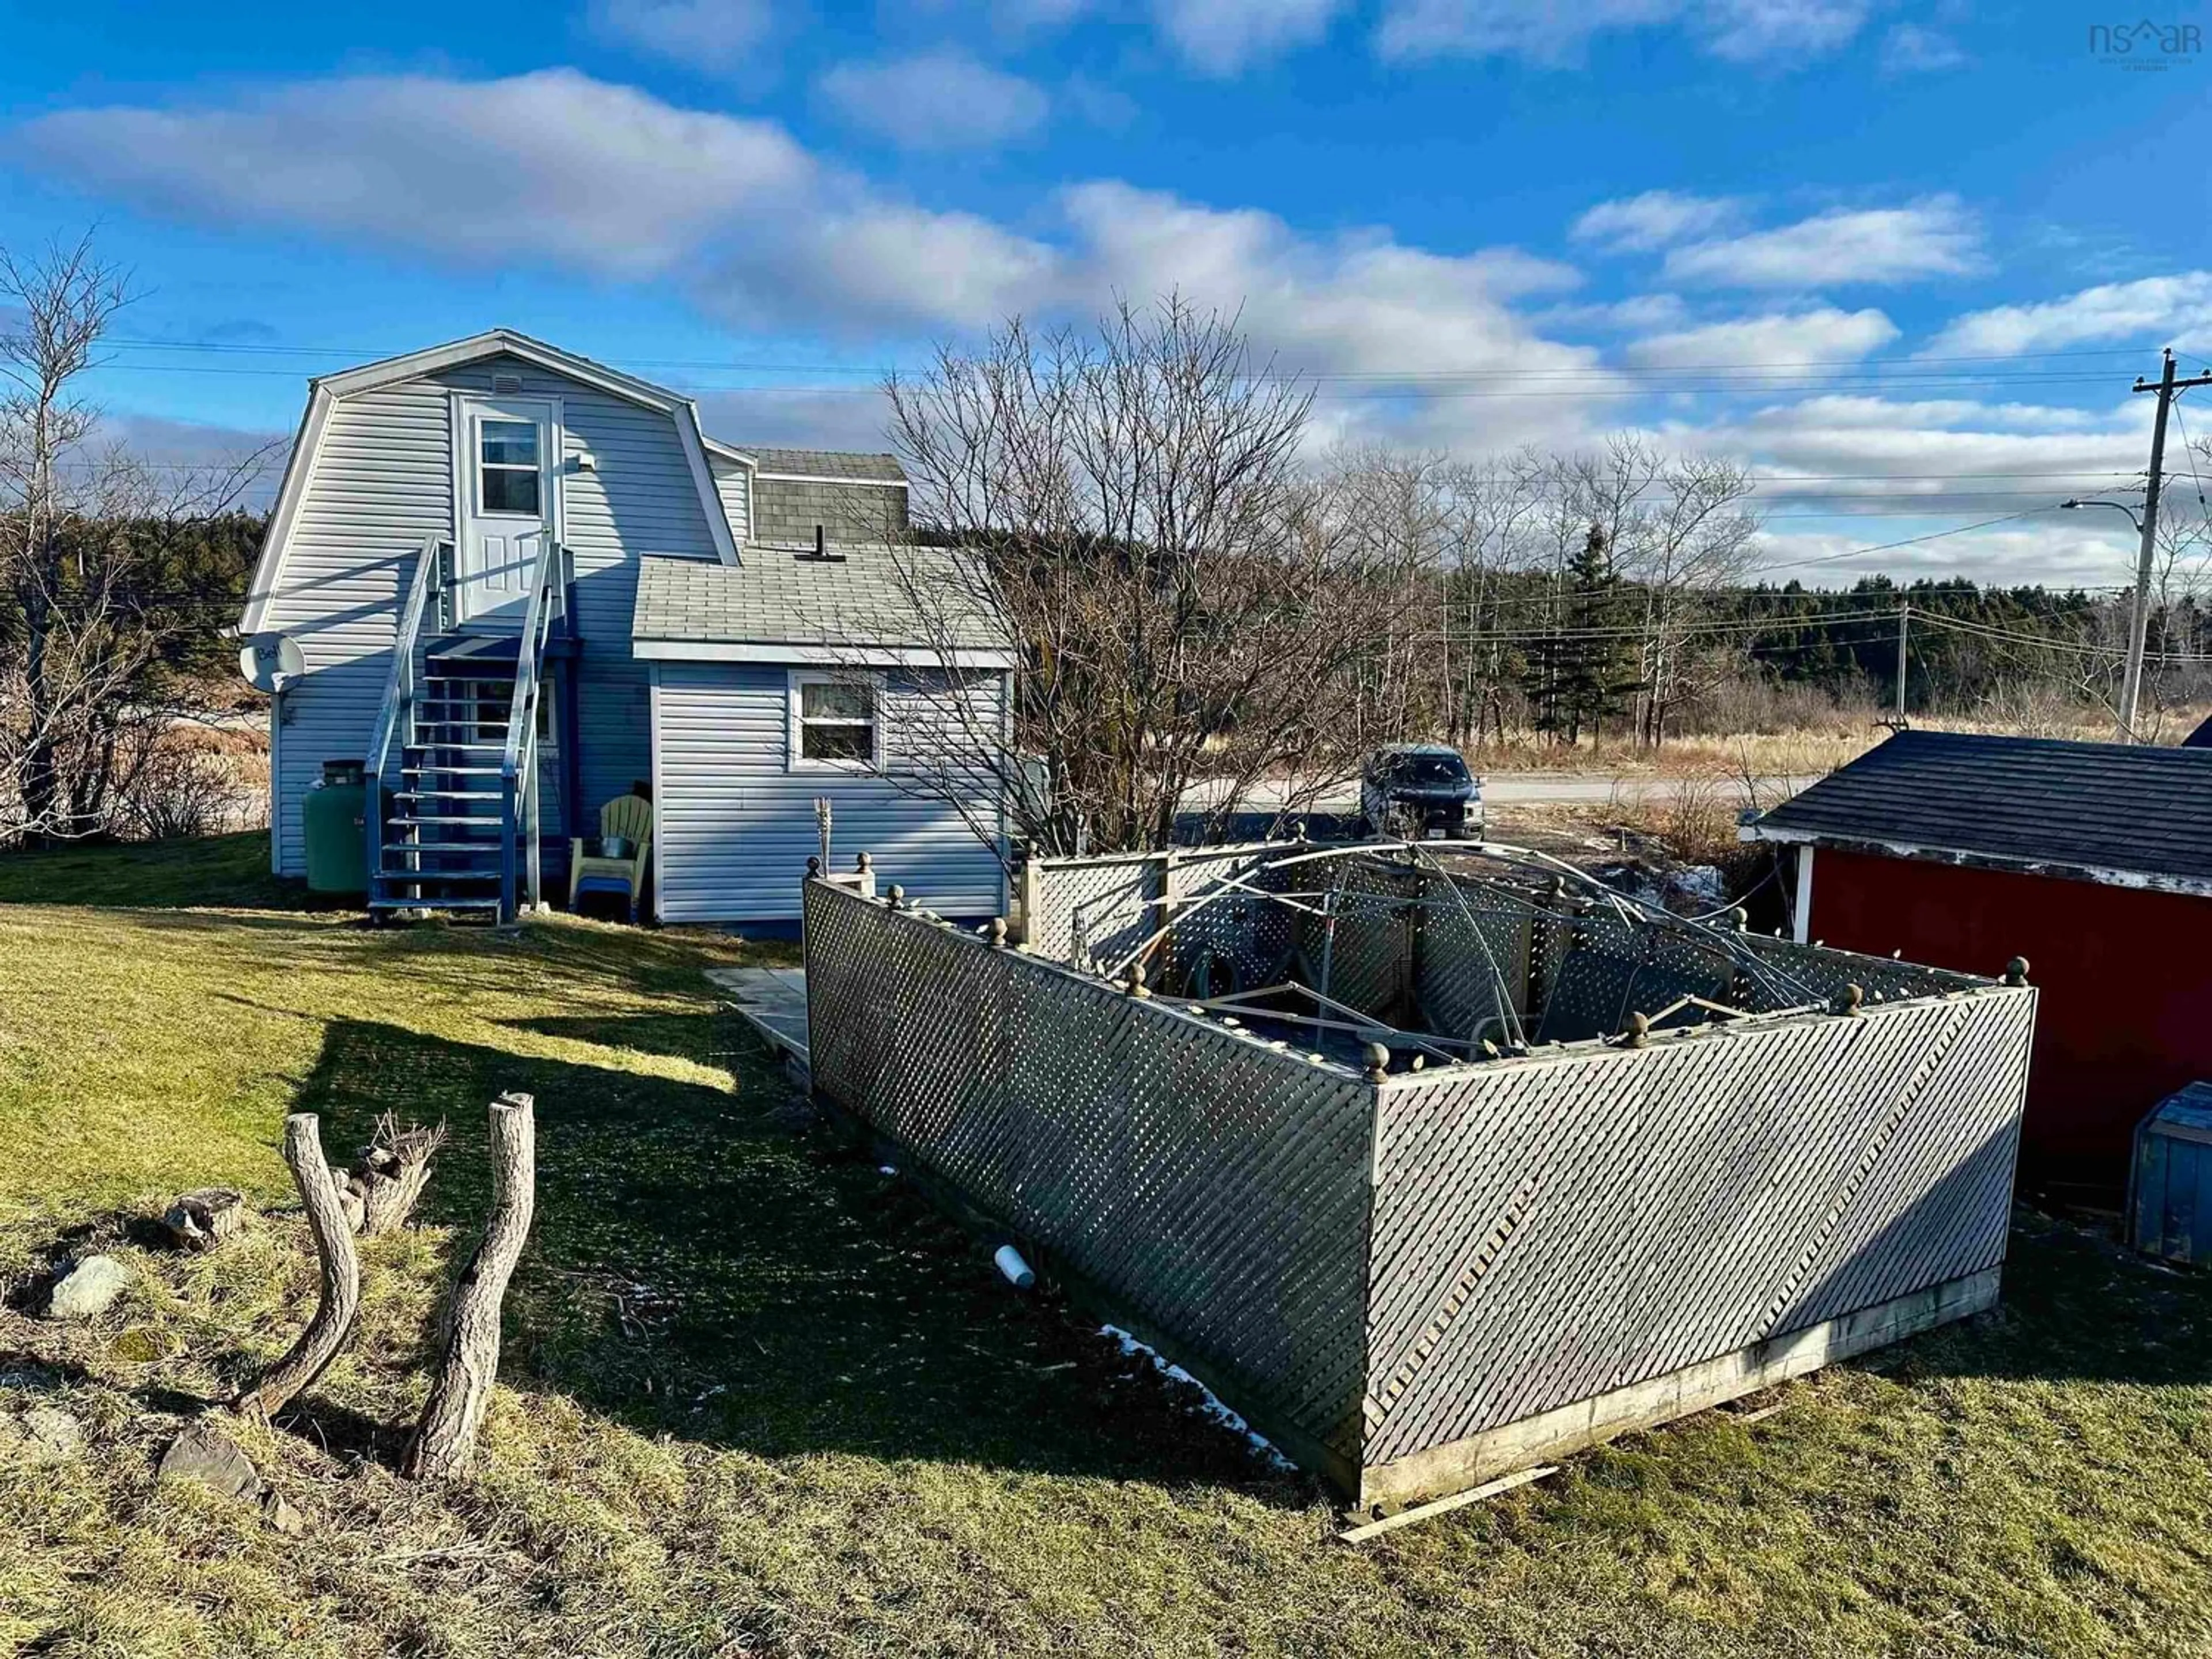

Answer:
[363,536,571,924]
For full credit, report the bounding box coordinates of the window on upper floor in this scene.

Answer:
[479,419,541,516]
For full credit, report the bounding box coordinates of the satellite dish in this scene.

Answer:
[238,632,305,694]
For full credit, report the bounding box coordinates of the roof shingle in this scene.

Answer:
[735,447,907,482]
[632,544,1008,653]
[1750,729,2212,888]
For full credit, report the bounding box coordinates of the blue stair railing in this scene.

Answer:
[363,535,452,901]
[498,533,570,922]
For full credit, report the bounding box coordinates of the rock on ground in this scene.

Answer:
[15,1406,86,1465]
[157,1419,264,1501]
[45,1253,134,1320]
[261,1488,306,1533]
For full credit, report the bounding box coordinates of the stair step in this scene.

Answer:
[369,897,504,912]
[404,741,506,754]
[391,816,502,828]
[394,789,505,801]
[380,840,506,854]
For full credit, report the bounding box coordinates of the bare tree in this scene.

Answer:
[0,233,129,842]
[0,231,276,844]
[883,297,1423,855]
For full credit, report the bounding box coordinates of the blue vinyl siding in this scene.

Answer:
[652,661,1007,925]
[259,354,724,872]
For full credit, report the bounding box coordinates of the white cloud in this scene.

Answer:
[1625,306,1900,369]
[706,200,1059,331]
[1662,198,1982,289]
[1762,395,2103,433]
[1699,0,1870,62]
[1376,0,1873,66]
[818,52,1050,150]
[695,386,897,454]
[1540,293,1694,331]
[1053,183,1614,450]
[14,70,813,280]
[1922,274,2212,357]
[16,70,2182,586]
[1153,0,1350,73]
[584,0,774,73]
[1749,522,2141,588]
[1572,190,1746,252]
[1880,21,1967,73]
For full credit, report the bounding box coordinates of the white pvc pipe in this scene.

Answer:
[993,1244,1036,1289]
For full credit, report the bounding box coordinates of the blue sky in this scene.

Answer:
[3,0,2210,585]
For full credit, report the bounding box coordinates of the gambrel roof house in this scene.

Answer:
[240,329,1012,927]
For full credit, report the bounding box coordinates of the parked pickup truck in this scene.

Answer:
[1359,744,1483,839]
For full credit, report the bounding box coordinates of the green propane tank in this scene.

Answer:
[304,759,370,896]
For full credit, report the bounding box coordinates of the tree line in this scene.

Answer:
[7,244,2206,856]
[878,300,2211,853]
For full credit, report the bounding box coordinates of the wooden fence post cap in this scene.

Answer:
[1363,1041,1390,1081]
[2003,956,2030,986]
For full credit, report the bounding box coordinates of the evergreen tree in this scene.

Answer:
[1532,524,1643,744]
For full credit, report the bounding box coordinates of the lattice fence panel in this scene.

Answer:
[1410,872,1536,1051]
[1024,854,1163,973]
[1734,932,1984,1012]
[804,879,1377,1456]
[1360,986,2033,1468]
[1157,846,1304,994]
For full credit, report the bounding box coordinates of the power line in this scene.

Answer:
[75,361,2164,399]
[91,335,2162,376]
[46,457,2152,486]
[1755,510,2053,572]
[1914,607,2212,665]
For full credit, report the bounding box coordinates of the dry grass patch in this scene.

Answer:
[1,834,2210,1656]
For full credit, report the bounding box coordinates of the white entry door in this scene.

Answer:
[456,396,558,628]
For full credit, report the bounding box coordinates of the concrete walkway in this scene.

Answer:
[706,966,810,1067]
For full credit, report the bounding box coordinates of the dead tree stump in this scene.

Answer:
[161,1188,245,1252]
[349,1113,447,1236]
[234,1115,362,1422]
[403,1092,537,1480]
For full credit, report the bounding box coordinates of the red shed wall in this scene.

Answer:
[1805,847,2212,1198]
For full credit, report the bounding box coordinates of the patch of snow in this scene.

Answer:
[1672,864,1725,904]
[1101,1324,1297,1472]
[878,1165,899,1176]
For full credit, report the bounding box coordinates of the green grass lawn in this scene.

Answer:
[2,833,2210,1656]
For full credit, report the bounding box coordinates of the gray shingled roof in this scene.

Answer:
[736,447,907,482]
[632,544,1009,653]
[1749,729,2212,889]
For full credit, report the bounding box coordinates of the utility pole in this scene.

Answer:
[1894,601,1910,723]
[2122,350,2212,741]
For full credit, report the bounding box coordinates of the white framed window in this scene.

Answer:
[789,671,882,770]
[477,418,543,516]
